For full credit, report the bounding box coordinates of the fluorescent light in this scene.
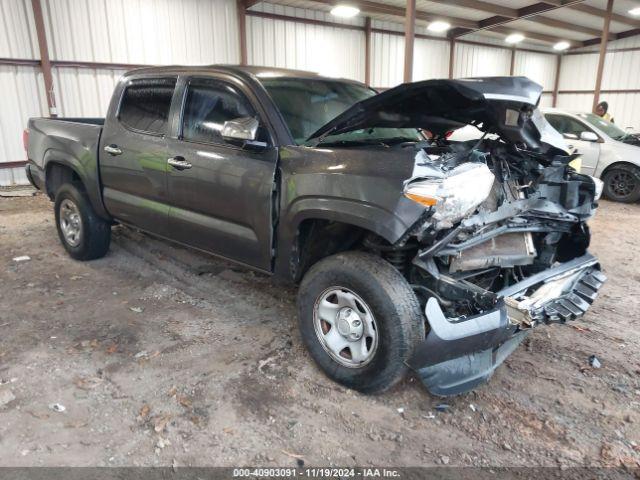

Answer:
[505,33,525,44]
[330,5,360,17]
[553,41,570,51]
[629,6,640,15]
[427,21,451,32]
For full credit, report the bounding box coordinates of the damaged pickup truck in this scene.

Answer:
[25,67,605,396]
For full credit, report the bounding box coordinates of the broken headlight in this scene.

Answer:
[404,162,495,229]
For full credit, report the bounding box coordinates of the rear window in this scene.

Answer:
[119,78,177,135]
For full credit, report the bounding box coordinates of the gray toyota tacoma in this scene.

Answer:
[25,66,605,396]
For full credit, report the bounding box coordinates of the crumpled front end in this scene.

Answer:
[372,121,606,396]
[396,137,607,395]
[408,254,605,396]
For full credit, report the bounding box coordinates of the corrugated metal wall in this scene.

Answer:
[370,28,404,87]
[247,3,365,81]
[413,37,450,82]
[370,20,449,87]
[453,42,511,78]
[52,67,127,117]
[42,0,239,65]
[0,0,39,59]
[513,50,557,90]
[3,0,639,185]
[558,37,640,130]
[0,0,44,186]
[0,0,240,186]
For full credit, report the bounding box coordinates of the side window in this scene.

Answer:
[546,114,590,137]
[119,78,177,135]
[181,80,258,145]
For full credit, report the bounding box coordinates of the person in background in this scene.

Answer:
[595,101,615,123]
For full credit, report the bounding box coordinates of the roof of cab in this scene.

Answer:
[122,64,364,85]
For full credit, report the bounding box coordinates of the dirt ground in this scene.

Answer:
[0,192,639,468]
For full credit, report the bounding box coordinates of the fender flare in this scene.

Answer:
[273,196,419,281]
[288,197,413,244]
[43,149,111,220]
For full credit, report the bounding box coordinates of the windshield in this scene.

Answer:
[577,113,628,140]
[260,77,422,145]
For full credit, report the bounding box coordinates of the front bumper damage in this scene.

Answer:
[408,253,605,396]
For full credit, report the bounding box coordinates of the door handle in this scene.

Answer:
[104,144,122,156]
[167,156,192,170]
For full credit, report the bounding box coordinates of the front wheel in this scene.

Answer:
[602,165,640,203]
[297,251,425,394]
[54,183,111,260]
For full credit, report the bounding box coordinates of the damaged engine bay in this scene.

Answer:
[368,128,605,329]
[304,76,607,395]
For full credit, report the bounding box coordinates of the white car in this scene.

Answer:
[450,109,640,203]
[542,109,640,202]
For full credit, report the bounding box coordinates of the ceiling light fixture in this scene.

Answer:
[427,21,451,32]
[629,6,640,15]
[330,5,360,18]
[553,41,570,51]
[505,33,525,44]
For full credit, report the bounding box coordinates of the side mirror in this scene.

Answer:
[221,117,259,141]
[580,131,599,142]
[563,133,579,140]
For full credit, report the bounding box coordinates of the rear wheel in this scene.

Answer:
[297,251,425,393]
[602,165,640,203]
[54,183,111,260]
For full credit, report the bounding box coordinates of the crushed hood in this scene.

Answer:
[307,76,568,153]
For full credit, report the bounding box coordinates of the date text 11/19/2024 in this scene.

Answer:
[233,468,401,478]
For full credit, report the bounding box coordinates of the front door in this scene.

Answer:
[545,113,601,175]
[165,77,278,271]
[100,77,177,236]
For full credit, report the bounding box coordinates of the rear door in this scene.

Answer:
[100,77,177,236]
[545,113,601,175]
[165,76,278,271]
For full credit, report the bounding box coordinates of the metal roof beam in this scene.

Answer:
[523,16,602,37]
[569,3,640,29]
[453,0,586,43]
[423,0,517,18]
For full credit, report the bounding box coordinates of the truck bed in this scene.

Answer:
[26,116,105,216]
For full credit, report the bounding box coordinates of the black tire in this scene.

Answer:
[602,164,640,203]
[54,183,111,260]
[297,251,425,394]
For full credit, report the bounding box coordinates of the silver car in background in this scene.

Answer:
[542,109,640,203]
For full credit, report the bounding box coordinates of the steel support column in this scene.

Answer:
[365,17,372,86]
[238,0,248,66]
[592,0,614,111]
[31,0,56,116]
[403,0,416,83]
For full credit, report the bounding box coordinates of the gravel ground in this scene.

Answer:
[0,193,639,468]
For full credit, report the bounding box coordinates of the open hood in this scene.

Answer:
[307,76,567,152]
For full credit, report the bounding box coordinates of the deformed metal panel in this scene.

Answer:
[0,65,47,186]
[41,0,240,64]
